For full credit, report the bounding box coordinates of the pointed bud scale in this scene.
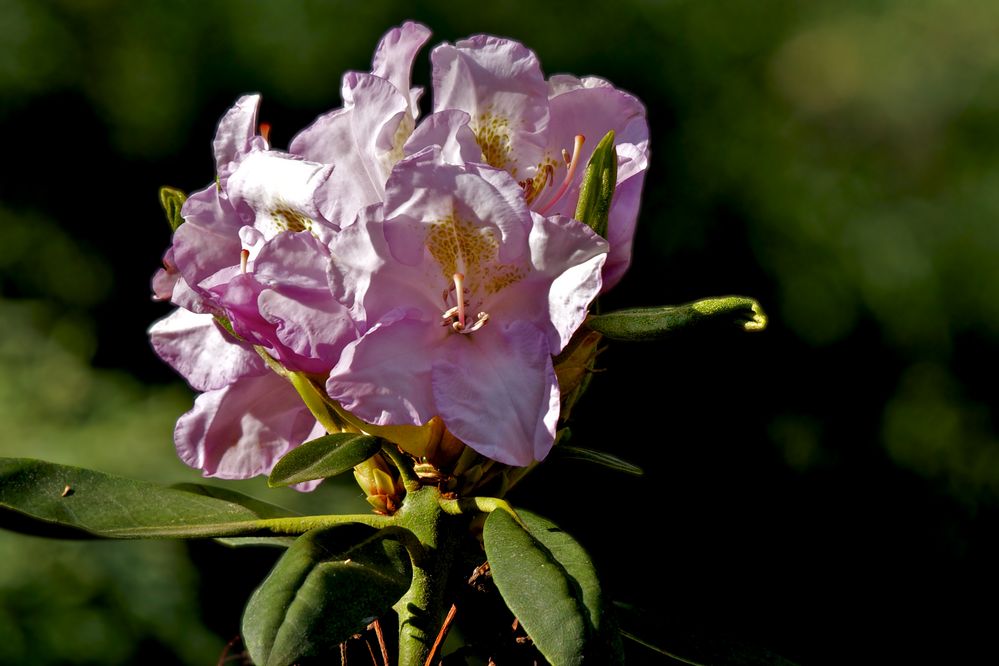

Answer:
[574,130,617,238]
[371,467,398,497]
[158,186,187,232]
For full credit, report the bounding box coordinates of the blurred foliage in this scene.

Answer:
[1,0,998,663]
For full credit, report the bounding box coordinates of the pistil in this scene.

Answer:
[452,272,466,329]
[440,273,490,335]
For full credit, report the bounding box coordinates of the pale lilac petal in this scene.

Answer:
[175,371,319,479]
[152,248,179,302]
[213,94,266,181]
[612,132,650,183]
[327,205,441,326]
[405,110,481,164]
[258,289,356,373]
[381,149,531,266]
[431,36,549,176]
[169,276,208,314]
[253,231,332,292]
[432,322,559,466]
[149,309,264,391]
[211,273,271,347]
[226,151,334,240]
[172,184,243,294]
[291,72,412,226]
[326,308,441,427]
[489,214,607,352]
[238,226,267,267]
[602,164,645,291]
[370,21,432,117]
[545,74,613,99]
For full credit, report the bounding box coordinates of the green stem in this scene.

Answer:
[288,371,349,433]
[438,496,526,528]
[392,487,461,665]
[98,512,397,540]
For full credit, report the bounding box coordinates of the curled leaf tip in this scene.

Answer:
[691,296,767,332]
[158,186,187,232]
[745,300,768,332]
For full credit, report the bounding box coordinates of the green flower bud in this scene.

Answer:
[574,130,617,238]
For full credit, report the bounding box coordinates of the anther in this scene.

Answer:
[240,249,250,274]
[259,122,271,145]
[463,312,490,333]
[538,134,585,215]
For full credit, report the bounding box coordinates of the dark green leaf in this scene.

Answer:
[575,130,617,238]
[0,458,285,539]
[556,446,644,476]
[586,296,768,341]
[484,509,611,665]
[169,483,297,519]
[268,433,382,487]
[158,186,187,231]
[242,524,412,666]
[169,484,299,548]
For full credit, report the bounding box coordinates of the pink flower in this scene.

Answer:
[291,23,648,290]
[150,95,356,482]
[325,149,607,466]
[151,21,647,478]
[429,35,649,290]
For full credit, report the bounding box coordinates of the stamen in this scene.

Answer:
[259,122,271,145]
[453,273,466,329]
[240,249,250,274]
[538,134,585,215]
[463,312,490,333]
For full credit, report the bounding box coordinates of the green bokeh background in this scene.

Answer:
[2,1,997,663]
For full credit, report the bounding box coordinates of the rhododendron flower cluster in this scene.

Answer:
[150,21,648,479]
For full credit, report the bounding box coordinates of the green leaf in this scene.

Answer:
[575,130,618,238]
[586,296,768,341]
[268,433,382,487]
[556,446,644,476]
[169,483,299,548]
[484,508,612,665]
[169,483,297,518]
[242,524,412,666]
[0,458,289,539]
[158,186,187,231]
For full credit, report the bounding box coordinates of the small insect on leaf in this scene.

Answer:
[61,485,73,497]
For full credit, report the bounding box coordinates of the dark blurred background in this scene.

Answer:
[2,0,998,664]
